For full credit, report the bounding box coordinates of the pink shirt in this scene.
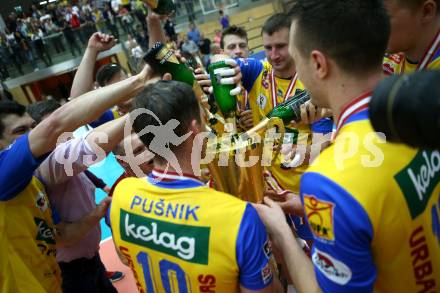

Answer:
[35,137,100,263]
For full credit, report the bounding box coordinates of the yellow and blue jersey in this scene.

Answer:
[383,30,440,74]
[235,58,332,241]
[0,134,62,293]
[109,170,273,293]
[300,95,440,292]
[236,58,332,194]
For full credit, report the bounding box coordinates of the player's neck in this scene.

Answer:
[405,22,439,63]
[329,70,382,124]
[154,158,198,178]
[273,65,296,79]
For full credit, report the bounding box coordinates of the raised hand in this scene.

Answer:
[87,32,117,53]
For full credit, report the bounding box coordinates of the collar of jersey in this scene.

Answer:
[147,169,205,189]
[336,91,371,134]
[343,108,369,126]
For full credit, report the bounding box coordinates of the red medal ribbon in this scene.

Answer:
[335,92,372,136]
[401,29,440,73]
[270,69,297,107]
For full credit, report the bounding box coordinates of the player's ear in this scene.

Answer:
[311,50,329,79]
[189,118,201,134]
[420,0,437,24]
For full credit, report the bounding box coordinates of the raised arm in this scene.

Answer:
[70,32,117,98]
[86,115,128,155]
[28,65,151,158]
[147,11,167,48]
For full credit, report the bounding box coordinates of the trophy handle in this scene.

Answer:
[265,117,285,165]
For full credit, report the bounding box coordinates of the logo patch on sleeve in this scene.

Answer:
[257,93,267,109]
[263,240,272,259]
[261,262,273,284]
[303,195,335,242]
[312,248,352,285]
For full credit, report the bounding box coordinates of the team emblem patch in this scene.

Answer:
[257,94,267,109]
[386,53,403,63]
[312,248,352,285]
[36,192,48,212]
[263,240,272,259]
[261,262,273,284]
[303,194,335,242]
[383,62,396,75]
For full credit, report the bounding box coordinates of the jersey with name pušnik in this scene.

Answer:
[110,173,273,292]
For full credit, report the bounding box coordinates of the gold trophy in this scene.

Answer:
[205,117,285,203]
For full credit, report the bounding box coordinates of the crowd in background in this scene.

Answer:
[0,0,227,79]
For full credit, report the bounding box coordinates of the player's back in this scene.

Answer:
[303,111,440,292]
[110,174,270,293]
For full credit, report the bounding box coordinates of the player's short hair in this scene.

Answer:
[131,80,200,158]
[220,25,248,49]
[27,99,61,124]
[95,63,127,87]
[289,0,390,75]
[0,100,26,138]
[261,13,292,36]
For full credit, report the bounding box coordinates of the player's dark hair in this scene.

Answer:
[220,25,248,49]
[289,0,390,74]
[261,13,292,36]
[95,63,127,87]
[0,100,26,138]
[131,80,200,156]
[27,99,61,124]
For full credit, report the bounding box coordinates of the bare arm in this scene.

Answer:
[86,116,128,155]
[28,65,151,158]
[147,11,166,47]
[55,197,111,247]
[254,197,321,293]
[70,32,117,98]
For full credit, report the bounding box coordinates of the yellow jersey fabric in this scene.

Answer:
[237,59,332,194]
[110,172,272,293]
[0,135,61,293]
[300,95,440,292]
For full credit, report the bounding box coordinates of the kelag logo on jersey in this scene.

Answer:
[34,217,56,245]
[120,209,210,264]
[395,150,440,219]
[303,195,335,242]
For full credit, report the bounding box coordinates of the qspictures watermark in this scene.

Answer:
[54,112,388,178]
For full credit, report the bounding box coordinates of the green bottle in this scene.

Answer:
[143,42,204,98]
[143,42,226,132]
[142,0,176,15]
[267,90,310,124]
[208,61,237,119]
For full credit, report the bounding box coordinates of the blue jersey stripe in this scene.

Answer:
[146,175,205,189]
[344,109,369,126]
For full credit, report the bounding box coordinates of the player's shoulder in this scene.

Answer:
[428,55,440,70]
[262,60,272,71]
[205,188,248,205]
[114,177,144,193]
[306,119,415,182]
